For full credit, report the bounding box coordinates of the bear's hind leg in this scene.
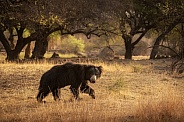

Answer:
[52,88,60,101]
[70,86,80,99]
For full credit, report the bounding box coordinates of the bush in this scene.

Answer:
[61,35,85,54]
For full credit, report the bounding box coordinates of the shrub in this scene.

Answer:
[108,78,124,92]
[61,35,85,54]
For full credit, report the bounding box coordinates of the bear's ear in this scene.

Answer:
[98,66,103,74]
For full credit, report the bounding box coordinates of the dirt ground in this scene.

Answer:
[0,58,184,122]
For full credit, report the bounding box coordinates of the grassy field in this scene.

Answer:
[0,58,184,122]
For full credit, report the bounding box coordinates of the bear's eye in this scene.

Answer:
[95,72,100,75]
[95,68,100,74]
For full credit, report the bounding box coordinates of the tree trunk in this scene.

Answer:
[31,37,48,59]
[6,40,27,60]
[0,26,52,61]
[180,37,184,59]
[0,28,29,61]
[124,36,133,59]
[31,40,42,59]
[0,29,11,54]
[24,42,31,59]
[40,40,48,56]
[150,18,181,59]
[180,24,184,58]
[181,39,184,58]
[149,35,165,59]
[6,50,20,61]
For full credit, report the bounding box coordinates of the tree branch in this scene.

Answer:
[148,45,180,57]
[132,29,149,46]
[0,28,11,52]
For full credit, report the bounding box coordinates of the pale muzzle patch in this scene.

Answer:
[90,75,96,83]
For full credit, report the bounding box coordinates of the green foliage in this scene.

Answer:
[49,31,61,41]
[39,14,63,26]
[23,29,31,38]
[61,35,85,54]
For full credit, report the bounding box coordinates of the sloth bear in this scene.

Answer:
[36,62,102,102]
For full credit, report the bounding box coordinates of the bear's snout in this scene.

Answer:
[90,75,96,83]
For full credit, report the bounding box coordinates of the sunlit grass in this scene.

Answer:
[0,59,184,121]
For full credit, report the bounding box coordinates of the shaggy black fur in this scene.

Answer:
[36,62,102,102]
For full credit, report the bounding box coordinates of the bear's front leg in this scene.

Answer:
[37,88,50,103]
[89,88,95,99]
[52,88,60,101]
[80,83,95,99]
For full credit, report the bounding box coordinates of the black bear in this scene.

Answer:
[36,62,102,102]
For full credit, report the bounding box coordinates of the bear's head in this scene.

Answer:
[85,65,103,83]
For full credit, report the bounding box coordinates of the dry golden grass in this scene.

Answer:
[134,84,184,122]
[0,59,184,122]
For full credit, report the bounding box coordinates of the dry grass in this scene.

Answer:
[0,52,78,61]
[0,59,184,122]
[134,84,184,122]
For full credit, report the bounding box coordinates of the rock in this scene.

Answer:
[51,52,60,58]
